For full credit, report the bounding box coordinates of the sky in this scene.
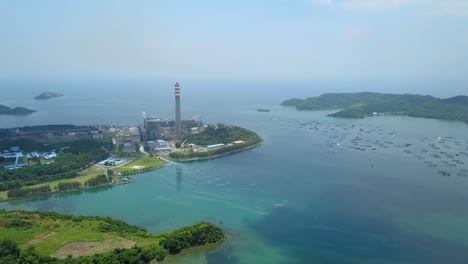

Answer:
[1,0,468,82]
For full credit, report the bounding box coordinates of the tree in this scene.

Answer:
[0,239,20,262]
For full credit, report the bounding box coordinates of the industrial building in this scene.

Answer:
[129,127,141,145]
[143,82,202,141]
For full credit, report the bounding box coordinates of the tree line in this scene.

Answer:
[7,174,111,198]
[0,140,110,191]
[170,124,262,159]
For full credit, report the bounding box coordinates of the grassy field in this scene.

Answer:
[31,166,110,190]
[0,156,166,201]
[114,156,167,175]
[0,210,161,257]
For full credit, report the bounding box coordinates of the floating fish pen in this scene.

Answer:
[438,171,451,176]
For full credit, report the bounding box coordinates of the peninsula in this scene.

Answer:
[0,104,35,115]
[282,92,468,123]
[34,91,64,100]
[0,123,260,201]
[0,210,225,263]
[167,124,262,161]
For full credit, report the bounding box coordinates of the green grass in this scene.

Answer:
[33,167,107,190]
[0,211,160,256]
[114,156,167,174]
[0,191,7,200]
[0,227,36,244]
[34,228,105,255]
[1,166,123,200]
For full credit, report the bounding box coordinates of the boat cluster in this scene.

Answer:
[277,119,468,179]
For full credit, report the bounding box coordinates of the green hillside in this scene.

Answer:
[281,92,468,123]
[0,210,225,263]
[0,105,35,115]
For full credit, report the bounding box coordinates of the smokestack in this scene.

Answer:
[175,82,181,136]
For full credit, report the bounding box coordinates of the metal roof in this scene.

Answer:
[129,127,140,136]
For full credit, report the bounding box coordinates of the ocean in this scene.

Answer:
[1,79,468,264]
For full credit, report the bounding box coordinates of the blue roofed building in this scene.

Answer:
[10,146,20,152]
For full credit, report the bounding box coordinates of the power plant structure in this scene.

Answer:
[175,82,181,136]
[141,82,202,141]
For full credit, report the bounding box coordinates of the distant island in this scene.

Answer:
[281,92,468,123]
[0,210,225,263]
[168,124,262,161]
[34,91,64,100]
[257,108,271,112]
[0,104,35,115]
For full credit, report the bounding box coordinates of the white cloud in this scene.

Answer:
[311,0,468,15]
[341,0,417,11]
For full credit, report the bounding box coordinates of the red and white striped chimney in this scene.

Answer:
[175,82,180,97]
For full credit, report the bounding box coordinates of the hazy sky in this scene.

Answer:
[1,0,468,81]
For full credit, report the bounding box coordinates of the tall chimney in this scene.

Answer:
[175,82,181,136]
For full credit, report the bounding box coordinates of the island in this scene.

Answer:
[0,104,35,115]
[257,108,271,112]
[167,124,262,161]
[34,91,64,100]
[281,92,468,123]
[0,210,225,263]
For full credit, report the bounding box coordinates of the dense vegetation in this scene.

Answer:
[57,181,81,191]
[0,139,110,191]
[0,105,35,116]
[0,210,225,264]
[184,124,261,146]
[169,124,262,160]
[85,174,110,187]
[6,174,110,198]
[281,92,468,123]
[159,222,225,254]
[0,239,166,264]
[34,91,64,100]
[7,185,52,198]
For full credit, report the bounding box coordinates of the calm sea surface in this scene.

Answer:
[1,80,468,264]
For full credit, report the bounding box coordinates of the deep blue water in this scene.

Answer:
[1,80,468,263]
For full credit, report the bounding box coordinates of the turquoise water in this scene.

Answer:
[1,80,468,263]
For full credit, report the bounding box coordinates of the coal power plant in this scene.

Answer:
[141,82,202,141]
[175,82,181,136]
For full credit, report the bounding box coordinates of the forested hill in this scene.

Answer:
[281,92,468,123]
[0,105,35,115]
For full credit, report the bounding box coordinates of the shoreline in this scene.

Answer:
[0,139,259,202]
[282,105,468,124]
[0,179,129,203]
[167,142,262,162]
[0,159,172,203]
